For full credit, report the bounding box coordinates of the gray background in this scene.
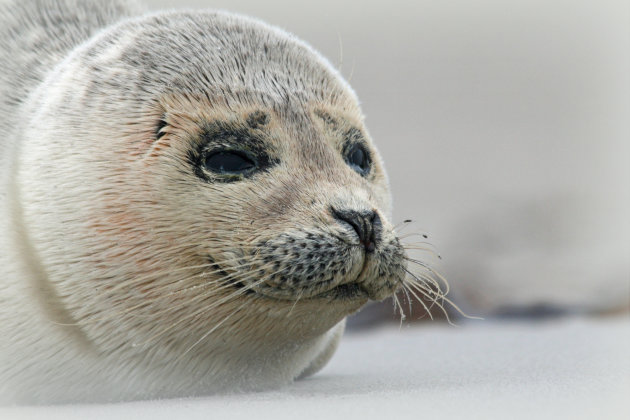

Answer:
[147,0,629,318]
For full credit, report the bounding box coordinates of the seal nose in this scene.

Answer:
[331,208,381,253]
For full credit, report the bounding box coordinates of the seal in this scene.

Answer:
[0,0,412,403]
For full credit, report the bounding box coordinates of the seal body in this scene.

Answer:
[0,0,406,403]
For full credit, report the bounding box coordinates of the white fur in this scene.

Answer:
[0,0,400,403]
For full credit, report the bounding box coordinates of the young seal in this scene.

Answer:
[0,0,414,403]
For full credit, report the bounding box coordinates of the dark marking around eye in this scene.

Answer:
[188,121,278,183]
[345,127,364,143]
[315,113,374,177]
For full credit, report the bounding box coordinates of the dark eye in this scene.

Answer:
[204,151,256,175]
[345,143,370,176]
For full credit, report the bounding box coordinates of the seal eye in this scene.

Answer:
[345,143,370,176]
[204,151,256,175]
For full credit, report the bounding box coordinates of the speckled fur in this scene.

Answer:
[0,0,405,403]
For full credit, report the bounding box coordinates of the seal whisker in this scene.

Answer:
[51,260,267,327]
[392,292,406,326]
[398,279,434,321]
[124,262,275,320]
[404,257,448,294]
[403,269,481,323]
[95,253,264,292]
[403,276,453,325]
[145,258,263,296]
[175,300,250,363]
[398,231,434,240]
[391,219,418,233]
[287,289,304,318]
[400,285,414,318]
[403,267,446,300]
[134,263,288,347]
[401,244,440,257]
[402,264,442,295]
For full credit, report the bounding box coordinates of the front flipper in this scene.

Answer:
[297,320,346,379]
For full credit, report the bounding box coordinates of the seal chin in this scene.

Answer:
[314,282,369,301]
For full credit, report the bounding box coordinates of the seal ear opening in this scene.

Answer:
[156,115,168,140]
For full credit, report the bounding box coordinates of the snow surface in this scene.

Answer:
[2,317,628,420]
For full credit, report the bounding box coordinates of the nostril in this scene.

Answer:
[331,207,380,253]
[332,209,363,240]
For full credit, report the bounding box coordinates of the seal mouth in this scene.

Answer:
[227,280,368,302]
[314,282,367,301]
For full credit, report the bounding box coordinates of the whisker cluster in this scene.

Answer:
[394,227,479,325]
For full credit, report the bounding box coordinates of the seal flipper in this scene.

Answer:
[297,320,346,380]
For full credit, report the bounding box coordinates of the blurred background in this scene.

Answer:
[148,0,629,324]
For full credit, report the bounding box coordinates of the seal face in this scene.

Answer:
[182,107,405,304]
[0,1,407,403]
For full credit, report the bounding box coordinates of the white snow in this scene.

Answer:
[2,317,628,420]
